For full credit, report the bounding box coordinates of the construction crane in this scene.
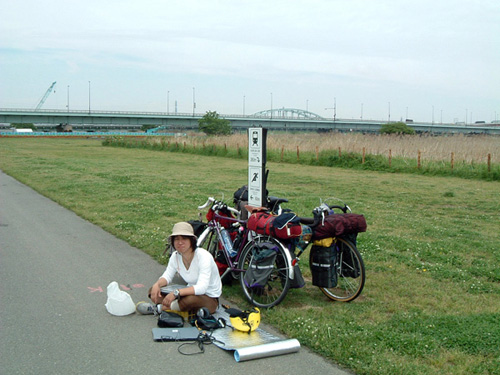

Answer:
[35,81,57,110]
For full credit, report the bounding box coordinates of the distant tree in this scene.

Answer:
[11,123,37,130]
[380,122,415,135]
[198,111,231,135]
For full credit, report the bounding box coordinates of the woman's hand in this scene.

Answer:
[162,292,176,310]
[150,282,163,304]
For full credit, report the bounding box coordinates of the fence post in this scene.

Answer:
[316,146,319,161]
[338,147,342,158]
[389,149,392,167]
[418,150,421,169]
[362,147,366,164]
[451,152,454,171]
[281,146,284,162]
[297,146,300,161]
[488,153,491,172]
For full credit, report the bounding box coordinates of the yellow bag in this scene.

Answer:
[313,237,335,247]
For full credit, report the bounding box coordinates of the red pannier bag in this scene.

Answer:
[272,212,302,239]
[247,211,275,236]
[313,213,367,240]
[247,211,302,240]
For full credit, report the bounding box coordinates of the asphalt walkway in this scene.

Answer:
[0,171,352,375]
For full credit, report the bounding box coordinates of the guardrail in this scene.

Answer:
[0,131,181,137]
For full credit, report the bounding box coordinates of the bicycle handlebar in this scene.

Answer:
[327,204,350,213]
[198,197,240,216]
[226,206,240,216]
[298,202,351,228]
[197,197,215,210]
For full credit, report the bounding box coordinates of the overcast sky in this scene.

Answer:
[1,0,499,123]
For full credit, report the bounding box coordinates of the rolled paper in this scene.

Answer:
[234,339,300,362]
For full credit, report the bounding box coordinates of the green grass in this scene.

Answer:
[1,137,499,375]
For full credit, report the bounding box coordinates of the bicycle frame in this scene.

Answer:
[197,213,246,273]
[197,205,295,282]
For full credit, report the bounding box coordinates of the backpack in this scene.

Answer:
[233,185,269,220]
[233,185,250,203]
[233,185,269,205]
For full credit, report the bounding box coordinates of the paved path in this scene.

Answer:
[0,171,352,375]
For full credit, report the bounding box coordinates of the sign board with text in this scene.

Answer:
[248,128,267,207]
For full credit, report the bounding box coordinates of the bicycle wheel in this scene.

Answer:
[197,226,219,257]
[314,237,365,302]
[238,235,292,308]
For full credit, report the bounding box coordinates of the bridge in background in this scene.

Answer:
[1,108,499,135]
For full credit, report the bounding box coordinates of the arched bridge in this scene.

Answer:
[253,108,324,119]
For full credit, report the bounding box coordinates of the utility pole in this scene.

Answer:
[270,92,273,119]
[325,97,336,121]
[192,87,196,116]
[88,81,91,114]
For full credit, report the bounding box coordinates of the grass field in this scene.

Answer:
[1,137,499,375]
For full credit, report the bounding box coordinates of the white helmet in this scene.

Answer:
[105,281,136,316]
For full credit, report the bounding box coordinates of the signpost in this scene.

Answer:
[248,127,267,207]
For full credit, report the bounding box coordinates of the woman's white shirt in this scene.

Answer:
[160,247,222,298]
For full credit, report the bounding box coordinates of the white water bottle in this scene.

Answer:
[221,228,237,257]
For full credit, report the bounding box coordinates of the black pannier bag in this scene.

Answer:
[310,245,338,288]
[243,243,278,289]
[187,220,207,237]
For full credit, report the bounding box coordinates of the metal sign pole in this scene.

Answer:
[248,127,267,207]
